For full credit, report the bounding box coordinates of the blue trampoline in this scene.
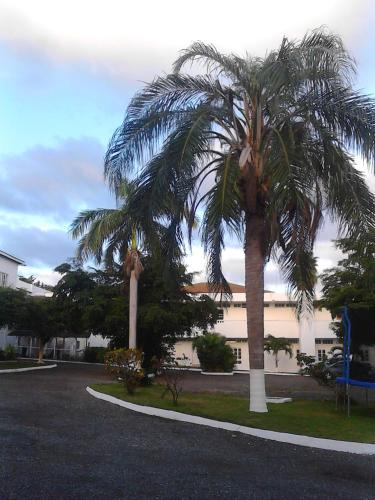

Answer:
[336,306,375,416]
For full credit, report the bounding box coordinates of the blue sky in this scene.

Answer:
[1,0,375,289]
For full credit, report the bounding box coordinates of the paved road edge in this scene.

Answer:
[86,386,375,456]
[0,364,57,374]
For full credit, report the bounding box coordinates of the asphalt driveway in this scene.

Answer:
[0,363,374,499]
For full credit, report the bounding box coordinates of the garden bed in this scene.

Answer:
[91,382,375,444]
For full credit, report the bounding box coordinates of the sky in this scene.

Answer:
[1,0,375,291]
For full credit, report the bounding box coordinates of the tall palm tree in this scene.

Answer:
[104,30,375,412]
[70,183,154,349]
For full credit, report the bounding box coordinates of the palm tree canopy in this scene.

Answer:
[70,181,181,268]
[104,30,375,310]
[264,335,293,358]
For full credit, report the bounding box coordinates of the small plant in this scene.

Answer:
[193,333,235,373]
[105,348,144,395]
[296,353,334,387]
[264,335,293,368]
[296,353,316,369]
[152,355,185,406]
[4,344,16,361]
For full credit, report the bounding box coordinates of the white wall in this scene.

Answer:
[0,255,19,288]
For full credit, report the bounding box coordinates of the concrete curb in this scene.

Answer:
[87,386,375,456]
[0,363,57,374]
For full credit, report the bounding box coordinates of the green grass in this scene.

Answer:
[0,361,44,369]
[91,382,375,444]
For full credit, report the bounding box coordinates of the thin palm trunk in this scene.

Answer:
[37,338,45,364]
[245,214,267,412]
[129,270,138,349]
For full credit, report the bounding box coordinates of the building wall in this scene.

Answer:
[0,255,19,288]
[174,296,337,373]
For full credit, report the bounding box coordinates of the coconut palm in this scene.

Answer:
[104,30,375,412]
[70,182,161,349]
[264,335,293,369]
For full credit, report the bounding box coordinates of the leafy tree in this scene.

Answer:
[104,30,375,411]
[264,335,293,368]
[0,288,65,363]
[53,258,219,370]
[70,182,179,349]
[320,234,375,350]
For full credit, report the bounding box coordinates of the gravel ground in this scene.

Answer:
[0,363,374,500]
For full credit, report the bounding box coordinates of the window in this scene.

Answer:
[233,348,242,363]
[234,303,242,308]
[264,303,270,307]
[317,349,326,361]
[296,349,300,356]
[217,309,224,323]
[315,338,334,345]
[241,303,246,308]
[0,272,8,287]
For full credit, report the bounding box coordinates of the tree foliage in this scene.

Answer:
[264,335,293,368]
[104,30,375,312]
[53,258,219,369]
[320,234,375,349]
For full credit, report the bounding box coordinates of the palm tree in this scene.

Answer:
[70,183,150,349]
[264,335,293,369]
[104,30,375,412]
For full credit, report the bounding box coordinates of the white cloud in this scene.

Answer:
[0,0,371,82]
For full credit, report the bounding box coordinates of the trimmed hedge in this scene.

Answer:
[193,333,235,373]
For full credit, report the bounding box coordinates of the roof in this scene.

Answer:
[8,330,91,339]
[0,250,25,266]
[184,282,272,294]
[184,282,245,294]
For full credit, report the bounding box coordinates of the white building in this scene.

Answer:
[174,282,339,373]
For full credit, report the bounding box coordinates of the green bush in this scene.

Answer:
[4,344,17,361]
[83,346,107,363]
[193,333,235,373]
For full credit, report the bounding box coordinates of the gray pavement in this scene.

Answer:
[0,363,374,500]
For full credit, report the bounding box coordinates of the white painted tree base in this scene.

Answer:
[249,369,268,412]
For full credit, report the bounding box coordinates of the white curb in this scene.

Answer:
[0,363,57,374]
[201,371,234,376]
[86,386,375,456]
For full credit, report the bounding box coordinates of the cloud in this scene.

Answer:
[0,0,371,83]
[0,225,75,277]
[0,137,113,225]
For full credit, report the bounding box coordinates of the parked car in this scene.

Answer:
[325,359,375,381]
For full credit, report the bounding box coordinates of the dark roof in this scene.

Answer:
[9,330,91,339]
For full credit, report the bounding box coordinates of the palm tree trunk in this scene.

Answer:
[245,214,268,413]
[129,270,138,349]
[37,338,45,364]
[275,353,278,368]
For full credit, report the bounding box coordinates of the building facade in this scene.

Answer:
[174,282,339,373]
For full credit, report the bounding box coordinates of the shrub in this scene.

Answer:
[193,333,235,373]
[152,355,185,405]
[4,344,16,361]
[105,348,144,395]
[83,347,107,363]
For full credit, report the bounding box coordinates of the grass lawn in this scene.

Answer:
[0,361,44,370]
[91,382,375,444]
